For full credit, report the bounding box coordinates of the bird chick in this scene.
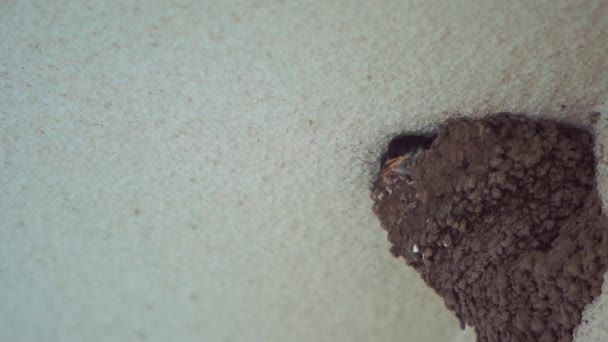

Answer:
[380,145,425,182]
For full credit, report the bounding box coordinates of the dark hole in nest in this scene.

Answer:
[379,133,436,168]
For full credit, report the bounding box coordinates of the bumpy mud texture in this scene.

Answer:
[371,114,608,342]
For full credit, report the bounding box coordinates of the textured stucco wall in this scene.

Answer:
[1,1,607,341]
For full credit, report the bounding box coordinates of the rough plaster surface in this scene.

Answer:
[0,1,607,341]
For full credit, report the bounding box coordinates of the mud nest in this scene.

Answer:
[371,113,608,342]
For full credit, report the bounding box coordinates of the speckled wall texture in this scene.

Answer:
[1,1,607,341]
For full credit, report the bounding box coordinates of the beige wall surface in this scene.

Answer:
[1,1,607,341]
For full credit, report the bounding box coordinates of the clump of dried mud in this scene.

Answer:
[371,114,608,342]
